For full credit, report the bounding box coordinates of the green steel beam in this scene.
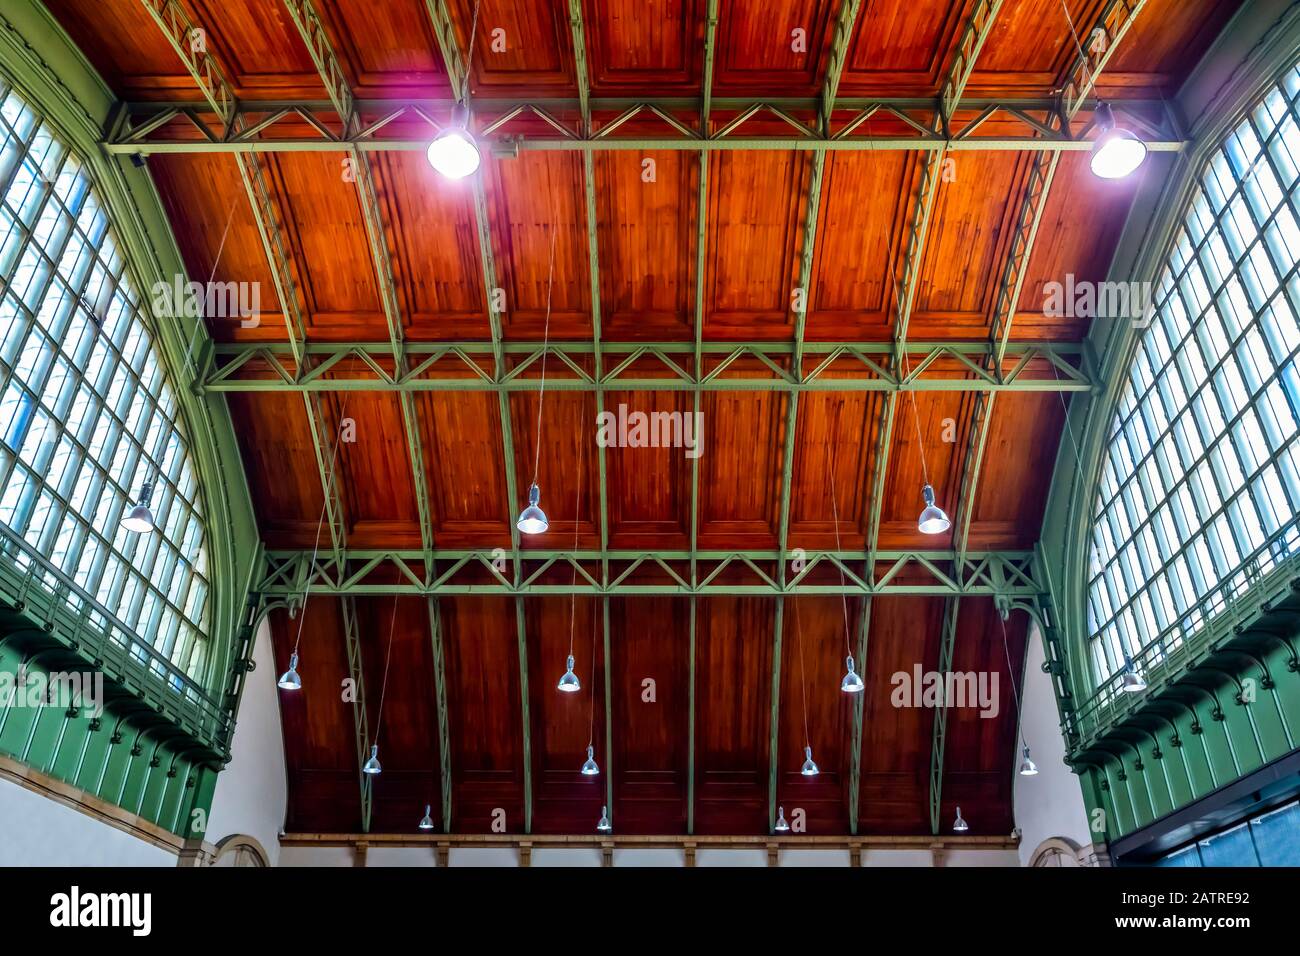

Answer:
[939,0,1004,126]
[422,0,531,834]
[340,594,373,831]
[821,0,863,129]
[202,340,1092,393]
[767,596,785,833]
[687,1,717,837]
[104,99,1185,154]
[282,0,435,569]
[137,0,349,576]
[847,594,871,833]
[427,596,452,831]
[927,595,961,834]
[257,548,1042,597]
[932,0,1150,826]
[1059,0,1149,121]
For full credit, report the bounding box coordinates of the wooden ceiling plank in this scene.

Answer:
[281,0,436,567]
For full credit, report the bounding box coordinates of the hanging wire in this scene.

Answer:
[289,390,351,657]
[587,593,598,751]
[567,435,586,659]
[531,221,559,487]
[997,608,1028,751]
[826,399,854,657]
[459,0,482,104]
[900,349,932,488]
[178,200,237,383]
[371,592,402,747]
[1058,0,1096,97]
[792,598,811,750]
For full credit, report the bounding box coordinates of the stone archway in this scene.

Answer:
[212,834,271,867]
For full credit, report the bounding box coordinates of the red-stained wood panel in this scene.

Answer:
[1103,0,1244,96]
[441,595,525,832]
[968,390,1067,550]
[940,598,1027,835]
[452,0,575,95]
[335,394,420,548]
[693,595,774,834]
[698,390,784,549]
[271,601,360,832]
[877,381,971,551]
[583,0,701,94]
[910,151,1024,340]
[372,152,491,340]
[524,595,606,833]
[417,391,512,548]
[357,596,442,833]
[508,390,601,550]
[595,151,696,340]
[704,150,807,337]
[713,0,837,95]
[837,0,968,96]
[317,0,453,98]
[807,151,910,341]
[1014,152,1141,341]
[611,596,690,833]
[858,596,944,833]
[148,154,286,343]
[788,391,876,553]
[271,153,386,339]
[225,392,325,547]
[605,389,694,550]
[487,152,592,340]
[774,596,858,833]
[186,0,322,99]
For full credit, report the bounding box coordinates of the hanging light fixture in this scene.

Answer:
[426,124,481,180]
[1019,746,1039,777]
[774,807,790,833]
[556,654,581,692]
[418,805,435,831]
[953,806,969,833]
[917,484,951,535]
[276,652,302,691]
[800,745,820,777]
[517,222,559,536]
[840,655,864,694]
[362,743,382,775]
[1120,656,1148,693]
[426,5,483,181]
[596,805,612,833]
[1090,102,1147,180]
[516,483,548,535]
[121,479,155,533]
[580,744,600,776]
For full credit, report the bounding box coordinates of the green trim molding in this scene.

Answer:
[1037,0,1300,841]
[0,0,260,838]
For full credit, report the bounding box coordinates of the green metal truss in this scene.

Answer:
[201,339,1094,394]
[925,0,1151,835]
[103,97,1186,156]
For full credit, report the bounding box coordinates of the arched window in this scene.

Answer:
[0,81,210,682]
[1087,62,1300,684]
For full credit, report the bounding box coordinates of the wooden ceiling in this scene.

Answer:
[46,0,1242,835]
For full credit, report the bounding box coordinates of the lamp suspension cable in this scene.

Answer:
[557,436,585,691]
[362,592,402,775]
[793,598,819,776]
[997,608,1037,776]
[828,400,863,693]
[516,220,559,534]
[278,390,352,690]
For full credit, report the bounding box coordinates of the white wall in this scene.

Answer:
[1013,623,1095,866]
[0,776,177,866]
[206,619,288,865]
